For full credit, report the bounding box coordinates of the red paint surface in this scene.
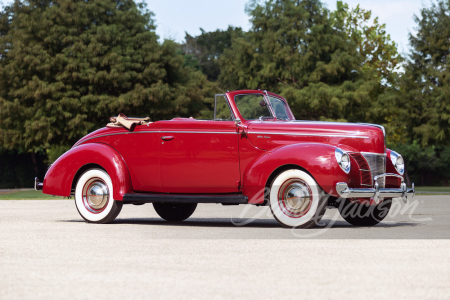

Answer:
[386,148,403,187]
[242,143,359,203]
[43,143,133,200]
[158,120,240,193]
[43,90,403,203]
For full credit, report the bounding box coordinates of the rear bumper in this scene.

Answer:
[336,173,415,203]
[34,177,43,191]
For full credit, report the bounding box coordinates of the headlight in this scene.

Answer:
[335,148,351,174]
[390,151,404,175]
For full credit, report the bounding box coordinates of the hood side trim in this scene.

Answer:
[248,131,369,139]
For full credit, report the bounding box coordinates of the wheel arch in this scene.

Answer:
[43,143,133,200]
[242,143,357,204]
[266,164,313,187]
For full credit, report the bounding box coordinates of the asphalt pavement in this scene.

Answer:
[0,195,449,299]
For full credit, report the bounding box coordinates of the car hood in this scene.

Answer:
[246,120,385,153]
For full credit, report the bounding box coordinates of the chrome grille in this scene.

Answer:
[362,153,386,188]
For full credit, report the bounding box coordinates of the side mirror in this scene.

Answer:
[235,118,241,126]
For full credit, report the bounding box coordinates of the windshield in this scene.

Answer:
[234,94,273,120]
[268,96,290,120]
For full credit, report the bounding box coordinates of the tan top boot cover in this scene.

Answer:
[107,113,152,130]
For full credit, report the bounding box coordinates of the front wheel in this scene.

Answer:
[74,168,123,224]
[337,198,392,226]
[269,169,328,228]
[153,203,197,221]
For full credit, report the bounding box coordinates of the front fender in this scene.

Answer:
[43,143,133,200]
[243,143,359,204]
[385,148,402,187]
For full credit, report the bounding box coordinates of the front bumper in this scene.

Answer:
[34,177,43,191]
[336,173,415,203]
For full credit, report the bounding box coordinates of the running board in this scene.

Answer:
[122,193,248,205]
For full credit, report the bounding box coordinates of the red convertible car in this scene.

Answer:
[36,90,414,228]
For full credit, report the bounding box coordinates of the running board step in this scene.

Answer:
[123,193,248,205]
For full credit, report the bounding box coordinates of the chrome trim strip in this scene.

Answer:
[360,152,386,156]
[160,131,237,134]
[373,173,403,182]
[249,131,369,139]
[75,131,153,145]
[75,130,238,146]
[77,129,368,146]
[263,90,277,119]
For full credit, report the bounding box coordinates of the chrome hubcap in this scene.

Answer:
[82,178,109,213]
[278,179,312,218]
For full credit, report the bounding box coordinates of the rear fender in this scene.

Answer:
[243,143,359,204]
[43,143,132,200]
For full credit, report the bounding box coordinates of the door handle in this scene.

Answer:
[161,136,174,141]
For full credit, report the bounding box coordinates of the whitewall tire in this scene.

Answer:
[74,169,122,223]
[269,169,327,228]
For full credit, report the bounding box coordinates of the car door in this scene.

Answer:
[106,122,162,193]
[159,96,240,194]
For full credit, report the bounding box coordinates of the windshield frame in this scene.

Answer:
[264,91,292,121]
[227,90,295,122]
[233,93,275,121]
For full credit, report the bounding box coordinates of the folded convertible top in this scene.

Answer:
[107,113,151,130]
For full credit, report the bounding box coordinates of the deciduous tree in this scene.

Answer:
[399,0,450,146]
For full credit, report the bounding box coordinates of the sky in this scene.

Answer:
[147,0,430,55]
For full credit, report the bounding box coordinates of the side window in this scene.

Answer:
[214,95,233,121]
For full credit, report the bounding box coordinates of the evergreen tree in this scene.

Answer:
[0,0,212,153]
[220,0,401,124]
[336,1,404,142]
[400,0,450,146]
[181,26,244,81]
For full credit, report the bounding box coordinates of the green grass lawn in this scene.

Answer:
[0,190,66,200]
[414,186,450,192]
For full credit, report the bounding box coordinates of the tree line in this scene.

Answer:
[0,0,448,187]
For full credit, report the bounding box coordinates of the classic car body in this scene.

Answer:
[37,90,414,228]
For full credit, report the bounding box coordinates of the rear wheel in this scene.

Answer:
[337,198,392,226]
[74,169,122,223]
[153,203,197,221]
[269,169,328,228]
